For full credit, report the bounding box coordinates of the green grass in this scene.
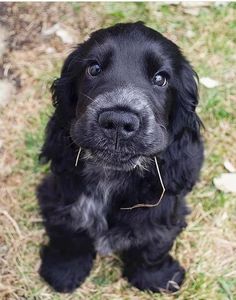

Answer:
[21,110,51,174]
[1,2,236,300]
[218,277,236,300]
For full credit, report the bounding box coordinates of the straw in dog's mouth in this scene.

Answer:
[120,156,165,210]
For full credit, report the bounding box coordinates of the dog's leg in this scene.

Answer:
[37,176,95,293]
[122,241,185,293]
[39,227,95,293]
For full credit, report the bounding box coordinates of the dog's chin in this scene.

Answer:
[102,157,140,172]
[85,149,142,172]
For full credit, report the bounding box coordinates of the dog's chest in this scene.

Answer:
[70,179,114,237]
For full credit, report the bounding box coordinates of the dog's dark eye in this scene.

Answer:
[87,63,102,77]
[152,72,168,87]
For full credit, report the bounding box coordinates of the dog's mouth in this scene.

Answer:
[81,148,143,171]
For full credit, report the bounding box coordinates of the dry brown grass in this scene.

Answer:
[0,3,236,300]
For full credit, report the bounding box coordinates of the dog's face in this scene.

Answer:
[56,23,199,171]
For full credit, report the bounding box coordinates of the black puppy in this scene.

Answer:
[37,22,204,293]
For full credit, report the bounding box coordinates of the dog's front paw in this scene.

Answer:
[39,245,94,293]
[123,256,185,293]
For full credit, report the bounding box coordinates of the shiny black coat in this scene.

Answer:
[37,22,204,293]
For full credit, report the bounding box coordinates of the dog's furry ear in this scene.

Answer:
[164,61,204,193]
[39,49,81,170]
[51,49,81,120]
[169,61,203,138]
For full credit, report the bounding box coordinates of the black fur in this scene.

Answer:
[37,22,204,293]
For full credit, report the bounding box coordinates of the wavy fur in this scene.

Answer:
[37,22,204,293]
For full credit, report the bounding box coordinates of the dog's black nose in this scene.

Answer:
[98,110,140,139]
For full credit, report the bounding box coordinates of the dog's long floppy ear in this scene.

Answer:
[165,60,204,193]
[39,49,81,171]
[51,49,81,121]
[169,60,203,139]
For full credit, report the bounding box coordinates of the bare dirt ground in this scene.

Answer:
[0,3,236,300]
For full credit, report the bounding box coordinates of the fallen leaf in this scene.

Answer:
[214,2,229,7]
[41,24,60,36]
[224,160,236,173]
[213,173,236,194]
[56,28,74,44]
[183,7,200,16]
[182,1,212,7]
[42,24,75,44]
[166,1,181,5]
[200,77,220,88]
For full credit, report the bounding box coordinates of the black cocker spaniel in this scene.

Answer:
[37,22,204,294]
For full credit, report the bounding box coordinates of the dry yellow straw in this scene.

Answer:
[120,157,165,210]
[75,147,82,167]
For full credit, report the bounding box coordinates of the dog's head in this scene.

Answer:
[50,22,202,171]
